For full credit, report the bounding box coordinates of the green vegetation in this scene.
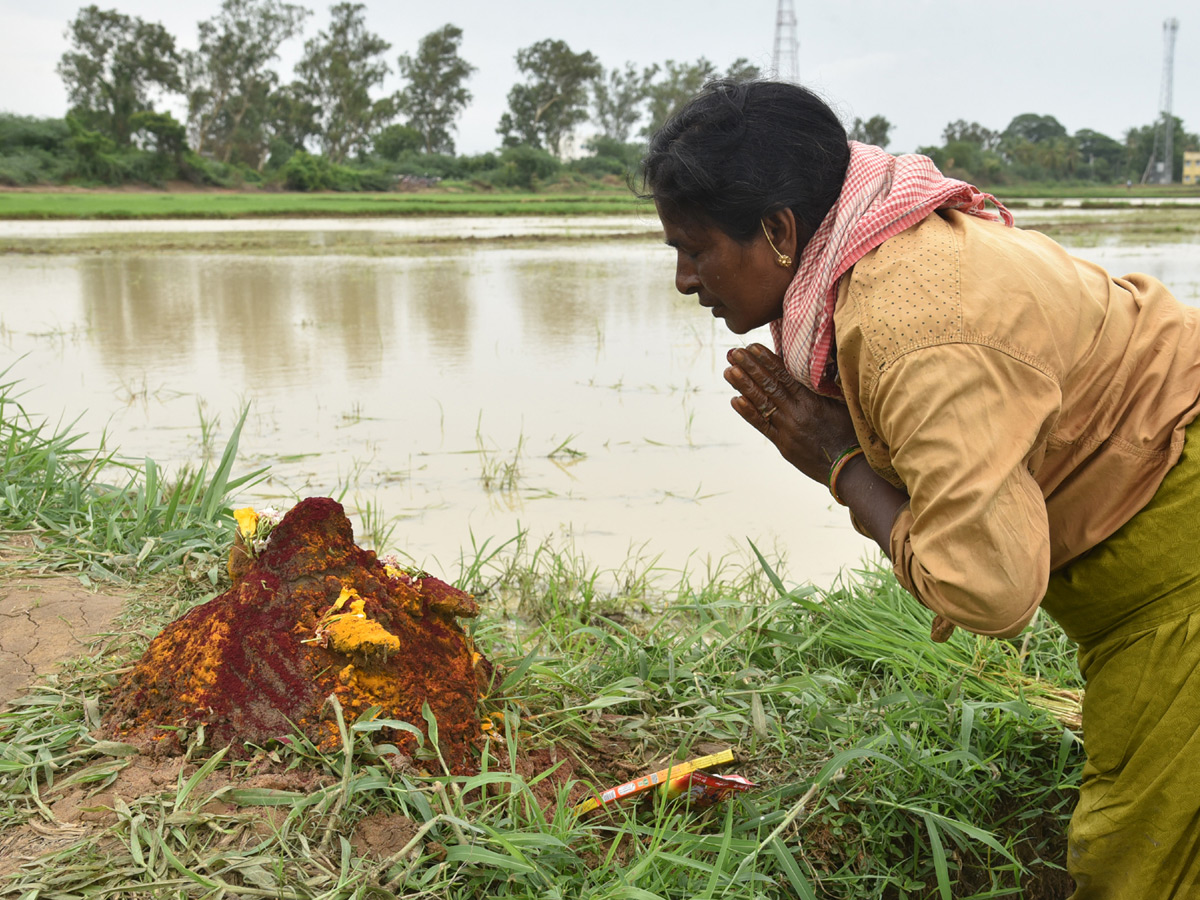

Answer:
[0,370,265,583]
[986,183,1200,199]
[918,113,1199,188]
[0,381,1084,897]
[0,189,648,220]
[16,3,1194,198]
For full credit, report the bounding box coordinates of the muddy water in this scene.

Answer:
[3,222,1198,589]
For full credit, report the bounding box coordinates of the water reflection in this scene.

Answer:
[5,225,1198,589]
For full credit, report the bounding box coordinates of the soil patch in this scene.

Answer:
[351,811,421,861]
[0,571,126,707]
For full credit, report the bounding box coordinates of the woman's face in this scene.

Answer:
[657,204,796,335]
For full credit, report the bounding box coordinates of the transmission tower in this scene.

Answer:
[1143,17,1179,184]
[773,0,799,83]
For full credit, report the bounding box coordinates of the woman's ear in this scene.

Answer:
[762,209,807,268]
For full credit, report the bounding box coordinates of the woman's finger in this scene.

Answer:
[729,347,793,406]
[746,343,799,388]
[725,364,780,425]
[730,391,772,430]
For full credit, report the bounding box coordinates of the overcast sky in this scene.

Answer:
[2,0,1196,156]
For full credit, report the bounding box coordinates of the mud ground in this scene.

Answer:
[0,572,125,708]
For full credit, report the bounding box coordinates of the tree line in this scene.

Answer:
[1,1,1196,191]
[849,112,1198,186]
[917,114,1199,186]
[0,0,761,190]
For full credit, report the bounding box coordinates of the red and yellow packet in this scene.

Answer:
[573,749,756,815]
[661,768,757,807]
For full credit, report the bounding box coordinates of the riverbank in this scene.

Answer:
[0,386,1082,898]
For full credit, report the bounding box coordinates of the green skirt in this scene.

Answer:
[1043,416,1200,899]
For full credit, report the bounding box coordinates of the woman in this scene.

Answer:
[644,79,1200,897]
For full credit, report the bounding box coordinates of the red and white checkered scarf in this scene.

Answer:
[770,141,1013,397]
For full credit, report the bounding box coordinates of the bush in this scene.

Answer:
[64,117,128,184]
[280,151,334,190]
[583,136,645,169]
[569,154,627,177]
[280,151,392,192]
[0,114,71,154]
[0,149,72,186]
[180,151,243,188]
[476,144,562,190]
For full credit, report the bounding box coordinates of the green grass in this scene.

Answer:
[0,368,266,584]
[1,181,1196,223]
[984,182,1200,200]
[0,390,1084,898]
[0,190,650,220]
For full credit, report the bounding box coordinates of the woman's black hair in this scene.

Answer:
[641,79,850,242]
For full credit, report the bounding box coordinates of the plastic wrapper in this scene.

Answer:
[661,769,757,807]
[573,749,756,815]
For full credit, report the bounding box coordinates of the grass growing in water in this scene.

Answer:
[0,394,1084,898]
[0,370,265,584]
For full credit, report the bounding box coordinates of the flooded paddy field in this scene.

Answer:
[2,209,1198,586]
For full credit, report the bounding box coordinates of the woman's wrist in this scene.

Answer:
[826,450,909,560]
[827,444,865,505]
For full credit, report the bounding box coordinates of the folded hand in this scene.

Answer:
[724,343,860,483]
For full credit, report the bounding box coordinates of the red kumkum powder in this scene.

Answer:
[103,497,492,773]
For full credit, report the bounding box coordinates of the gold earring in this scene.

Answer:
[761,220,793,268]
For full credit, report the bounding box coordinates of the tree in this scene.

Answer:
[131,110,187,180]
[1001,113,1067,146]
[642,58,759,138]
[1074,129,1123,166]
[941,120,999,150]
[724,58,762,84]
[396,24,475,155]
[56,5,183,146]
[849,114,892,149]
[295,2,397,163]
[264,82,321,163]
[591,62,658,143]
[131,110,186,158]
[497,39,602,155]
[185,0,309,166]
[373,123,423,160]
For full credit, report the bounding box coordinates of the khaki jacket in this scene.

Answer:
[834,209,1200,637]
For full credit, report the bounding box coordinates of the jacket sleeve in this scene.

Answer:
[866,342,1062,637]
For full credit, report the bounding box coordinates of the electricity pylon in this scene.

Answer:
[1143,17,1179,184]
[773,0,799,83]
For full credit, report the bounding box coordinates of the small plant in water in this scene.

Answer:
[548,434,586,461]
[196,398,221,459]
[476,419,524,493]
[353,494,399,551]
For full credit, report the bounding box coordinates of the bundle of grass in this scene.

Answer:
[103,497,491,771]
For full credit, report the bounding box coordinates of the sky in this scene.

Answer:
[1,0,1196,156]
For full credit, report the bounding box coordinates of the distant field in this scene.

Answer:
[987,183,1200,200]
[0,190,649,220]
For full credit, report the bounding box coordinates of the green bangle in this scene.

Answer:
[828,445,865,506]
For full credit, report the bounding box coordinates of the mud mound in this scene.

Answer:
[103,497,490,772]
